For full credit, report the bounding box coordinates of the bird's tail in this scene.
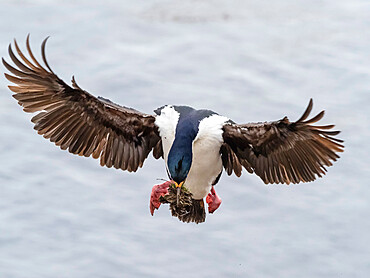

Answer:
[170,198,206,224]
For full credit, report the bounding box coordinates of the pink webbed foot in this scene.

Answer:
[206,186,222,214]
[150,181,171,215]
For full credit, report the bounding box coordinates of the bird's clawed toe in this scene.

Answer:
[150,181,171,215]
[206,186,222,214]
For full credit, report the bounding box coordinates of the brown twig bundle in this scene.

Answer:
[159,183,193,218]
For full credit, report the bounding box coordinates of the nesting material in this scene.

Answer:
[158,181,206,224]
[159,182,193,217]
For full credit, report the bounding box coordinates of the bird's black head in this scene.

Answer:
[167,145,192,185]
[167,116,198,186]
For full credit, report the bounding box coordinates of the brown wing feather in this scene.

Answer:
[3,36,163,172]
[222,99,344,184]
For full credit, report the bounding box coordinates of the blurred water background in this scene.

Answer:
[0,1,369,277]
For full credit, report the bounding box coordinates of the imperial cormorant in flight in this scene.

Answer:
[2,36,344,223]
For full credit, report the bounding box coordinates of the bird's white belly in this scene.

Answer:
[184,114,227,199]
[184,138,223,199]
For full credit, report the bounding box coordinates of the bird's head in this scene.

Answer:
[167,114,198,188]
[167,148,192,188]
[167,133,193,188]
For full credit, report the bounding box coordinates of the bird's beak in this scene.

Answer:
[174,181,184,188]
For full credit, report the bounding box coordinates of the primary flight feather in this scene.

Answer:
[3,36,344,223]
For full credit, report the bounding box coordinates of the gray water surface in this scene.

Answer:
[0,1,369,277]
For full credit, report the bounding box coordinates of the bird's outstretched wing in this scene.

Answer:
[3,36,163,172]
[221,99,344,184]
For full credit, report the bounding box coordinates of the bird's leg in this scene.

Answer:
[206,186,222,214]
[150,180,171,215]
